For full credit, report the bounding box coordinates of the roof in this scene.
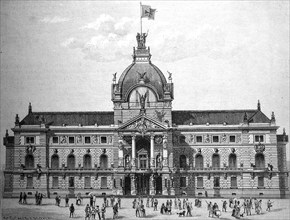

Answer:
[20,111,114,126]
[19,109,271,126]
[172,110,271,125]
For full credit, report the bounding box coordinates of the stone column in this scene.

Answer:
[118,136,124,167]
[170,176,175,196]
[150,134,155,168]
[132,134,136,169]
[131,174,136,195]
[149,174,155,195]
[162,134,169,171]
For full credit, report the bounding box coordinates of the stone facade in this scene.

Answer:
[3,33,289,198]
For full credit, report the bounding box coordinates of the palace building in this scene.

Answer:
[3,32,289,198]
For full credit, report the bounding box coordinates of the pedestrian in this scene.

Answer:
[154,198,158,211]
[91,206,96,219]
[69,203,75,218]
[96,205,101,220]
[178,198,182,210]
[85,204,91,220]
[101,204,106,220]
[222,200,227,212]
[65,194,69,207]
[266,199,273,212]
[174,197,177,209]
[35,191,38,205]
[146,196,149,207]
[246,199,251,216]
[117,197,121,208]
[19,192,23,204]
[38,193,43,205]
[113,203,118,219]
[136,202,140,217]
[160,203,165,214]
[23,192,27,204]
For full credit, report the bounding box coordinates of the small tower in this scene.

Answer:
[243,112,248,124]
[257,100,261,111]
[28,102,32,114]
[15,114,20,126]
[271,111,276,125]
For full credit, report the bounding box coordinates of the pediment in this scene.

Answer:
[118,114,167,133]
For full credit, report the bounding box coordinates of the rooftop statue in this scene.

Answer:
[136,31,148,49]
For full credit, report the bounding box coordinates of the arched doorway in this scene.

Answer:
[255,153,265,169]
[155,176,162,195]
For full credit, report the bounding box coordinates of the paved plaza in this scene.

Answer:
[2,197,290,220]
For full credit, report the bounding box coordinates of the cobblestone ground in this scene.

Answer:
[2,197,290,220]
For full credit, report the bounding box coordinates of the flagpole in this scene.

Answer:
[140,2,142,34]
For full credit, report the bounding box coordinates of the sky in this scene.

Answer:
[0,1,289,165]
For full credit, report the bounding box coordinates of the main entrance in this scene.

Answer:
[136,174,150,195]
[124,176,131,195]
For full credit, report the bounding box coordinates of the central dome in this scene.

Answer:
[118,62,167,101]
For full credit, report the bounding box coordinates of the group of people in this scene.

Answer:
[34,191,44,205]
[18,192,28,204]
[133,197,147,217]
[84,195,121,220]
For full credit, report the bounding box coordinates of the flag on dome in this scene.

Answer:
[141,4,156,20]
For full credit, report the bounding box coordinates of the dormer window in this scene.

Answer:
[26,136,35,144]
[255,135,264,143]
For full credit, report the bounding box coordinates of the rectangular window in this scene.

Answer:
[101,137,107,144]
[214,177,220,188]
[196,136,202,143]
[180,177,186,187]
[69,137,75,144]
[197,177,203,188]
[258,176,264,188]
[84,177,91,189]
[231,176,237,188]
[213,136,219,143]
[101,177,107,189]
[20,174,25,180]
[52,136,59,144]
[52,177,59,188]
[85,136,91,144]
[255,135,264,143]
[26,136,35,144]
[27,176,33,188]
[229,135,236,143]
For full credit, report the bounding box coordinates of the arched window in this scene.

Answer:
[83,154,92,169]
[180,155,187,169]
[67,154,75,169]
[228,154,237,169]
[51,154,59,169]
[100,154,108,169]
[195,154,203,169]
[212,154,220,169]
[255,153,265,169]
[25,154,34,169]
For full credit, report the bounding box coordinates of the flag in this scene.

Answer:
[141,4,156,20]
